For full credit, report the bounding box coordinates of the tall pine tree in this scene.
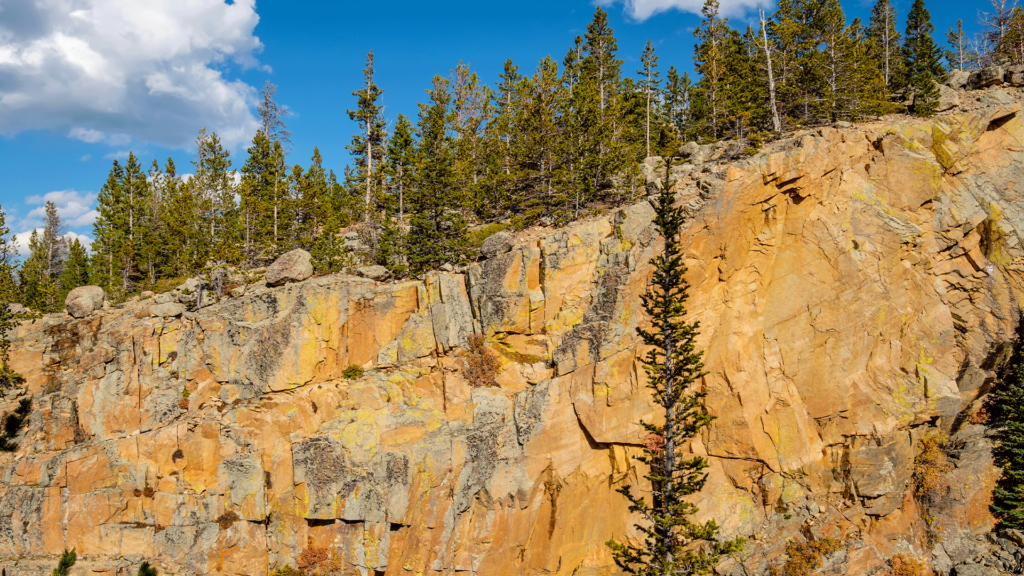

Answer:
[348,51,387,222]
[901,0,945,116]
[607,162,741,575]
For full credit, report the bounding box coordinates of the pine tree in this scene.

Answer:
[607,162,741,574]
[945,19,979,71]
[638,40,662,158]
[386,114,416,223]
[992,327,1024,530]
[0,205,21,389]
[662,66,692,143]
[60,239,90,302]
[137,561,158,576]
[20,201,67,311]
[240,130,283,265]
[91,160,128,297]
[347,51,387,222]
[52,549,77,576]
[407,75,468,271]
[693,0,730,139]
[191,130,240,265]
[867,0,903,91]
[258,81,292,147]
[154,158,202,278]
[901,0,945,116]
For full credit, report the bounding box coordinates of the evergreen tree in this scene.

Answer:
[191,130,240,265]
[240,130,284,265]
[386,114,416,222]
[867,0,903,91]
[91,160,128,297]
[407,76,468,271]
[347,51,387,221]
[693,0,730,139]
[154,158,202,278]
[992,326,1024,530]
[945,19,979,70]
[638,40,661,157]
[607,162,741,574]
[0,205,21,389]
[901,0,945,116]
[52,549,76,576]
[60,238,90,303]
[258,81,292,147]
[137,561,158,576]
[20,201,68,311]
[662,66,692,144]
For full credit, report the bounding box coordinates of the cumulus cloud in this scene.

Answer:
[13,229,91,257]
[0,0,263,149]
[22,190,98,230]
[599,0,773,20]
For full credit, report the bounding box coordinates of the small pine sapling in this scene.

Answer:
[607,160,741,575]
[53,549,77,576]
[137,561,158,576]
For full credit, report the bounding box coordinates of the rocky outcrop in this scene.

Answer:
[4,99,1024,576]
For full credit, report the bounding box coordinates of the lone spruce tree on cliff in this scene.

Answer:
[608,163,741,575]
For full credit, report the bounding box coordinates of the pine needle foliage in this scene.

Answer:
[991,321,1024,530]
[53,549,77,576]
[137,561,158,576]
[608,162,741,575]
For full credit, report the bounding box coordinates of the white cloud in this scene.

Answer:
[599,0,774,20]
[0,0,263,149]
[13,229,91,257]
[21,190,98,230]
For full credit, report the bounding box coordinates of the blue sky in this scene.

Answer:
[0,0,984,253]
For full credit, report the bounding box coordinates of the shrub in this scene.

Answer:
[342,365,364,380]
[768,537,841,576]
[269,567,303,576]
[464,334,499,387]
[882,553,927,576]
[137,561,159,576]
[992,325,1024,529]
[296,547,344,576]
[914,432,952,499]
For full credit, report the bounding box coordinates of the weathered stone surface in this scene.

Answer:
[948,69,971,90]
[357,265,388,280]
[1006,64,1024,87]
[64,285,104,318]
[969,66,1005,89]
[479,230,513,258]
[939,81,961,111]
[265,249,313,286]
[6,100,1024,576]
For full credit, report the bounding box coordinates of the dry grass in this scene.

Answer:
[881,553,928,576]
[768,537,842,576]
[914,432,953,499]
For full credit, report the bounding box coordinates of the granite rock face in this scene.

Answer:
[5,102,1024,575]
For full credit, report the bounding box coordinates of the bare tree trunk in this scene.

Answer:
[761,9,782,132]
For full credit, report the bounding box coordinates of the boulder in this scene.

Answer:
[938,82,961,112]
[479,230,514,258]
[947,69,971,90]
[1006,64,1024,87]
[265,249,313,287]
[356,265,389,280]
[969,66,1005,89]
[7,303,27,315]
[65,286,105,318]
[679,141,700,158]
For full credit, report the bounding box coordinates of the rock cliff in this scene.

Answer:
[5,91,1024,576]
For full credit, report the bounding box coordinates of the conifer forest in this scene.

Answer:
[0,0,1017,310]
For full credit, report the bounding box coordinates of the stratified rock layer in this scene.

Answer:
[4,101,1024,576]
